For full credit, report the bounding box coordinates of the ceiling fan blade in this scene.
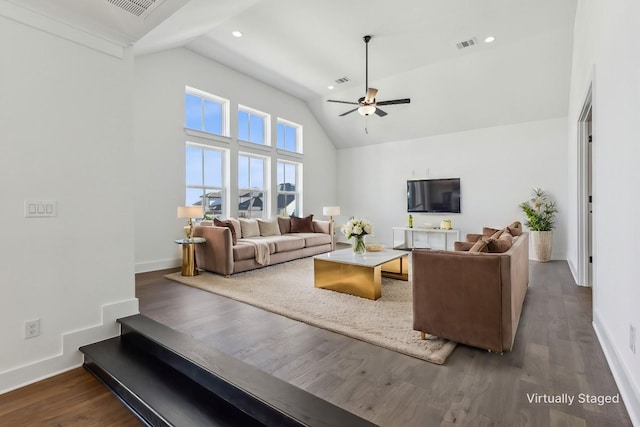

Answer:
[376,98,411,106]
[339,108,359,117]
[364,88,378,103]
[327,99,359,105]
[374,108,388,117]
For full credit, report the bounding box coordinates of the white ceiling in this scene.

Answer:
[7,0,578,148]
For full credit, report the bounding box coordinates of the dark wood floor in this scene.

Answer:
[0,367,142,426]
[136,261,632,427]
[0,261,632,426]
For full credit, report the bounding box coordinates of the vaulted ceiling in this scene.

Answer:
[6,0,578,148]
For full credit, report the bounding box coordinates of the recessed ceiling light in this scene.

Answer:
[232,30,243,38]
[328,85,334,90]
[484,36,495,43]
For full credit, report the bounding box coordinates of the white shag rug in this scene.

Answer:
[165,258,456,365]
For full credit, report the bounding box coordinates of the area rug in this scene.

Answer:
[165,258,457,365]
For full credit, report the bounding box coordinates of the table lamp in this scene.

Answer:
[177,206,202,240]
[322,206,340,222]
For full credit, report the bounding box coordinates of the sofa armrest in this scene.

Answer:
[193,226,233,276]
[411,249,508,352]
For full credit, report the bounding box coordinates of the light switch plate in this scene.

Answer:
[25,201,56,217]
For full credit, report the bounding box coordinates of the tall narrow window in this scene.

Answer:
[238,106,269,145]
[238,154,267,218]
[277,161,300,216]
[185,87,229,137]
[185,144,225,217]
[277,119,302,153]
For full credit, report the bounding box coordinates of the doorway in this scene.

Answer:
[577,85,593,287]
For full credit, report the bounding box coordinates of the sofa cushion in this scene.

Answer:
[454,241,475,251]
[257,219,281,236]
[292,232,331,247]
[233,242,256,261]
[290,215,314,233]
[214,218,237,245]
[239,219,260,238]
[271,236,305,252]
[507,221,523,236]
[469,239,489,253]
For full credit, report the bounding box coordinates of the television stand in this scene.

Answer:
[392,227,460,251]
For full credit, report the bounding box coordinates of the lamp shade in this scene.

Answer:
[177,206,202,219]
[322,206,341,216]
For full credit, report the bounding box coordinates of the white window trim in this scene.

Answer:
[186,142,227,217]
[238,104,271,146]
[277,117,303,154]
[185,86,230,137]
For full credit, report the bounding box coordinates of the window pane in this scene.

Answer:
[277,162,285,186]
[186,188,203,208]
[238,110,249,141]
[249,157,264,188]
[185,146,202,186]
[285,126,296,151]
[249,114,264,144]
[203,149,222,187]
[277,123,285,149]
[185,94,202,130]
[203,100,222,135]
[278,194,296,216]
[238,155,249,188]
[204,188,222,216]
[285,163,296,189]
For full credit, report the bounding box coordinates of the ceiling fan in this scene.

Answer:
[327,35,410,117]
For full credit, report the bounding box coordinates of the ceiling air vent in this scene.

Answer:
[106,0,164,18]
[334,77,351,84]
[456,37,478,50]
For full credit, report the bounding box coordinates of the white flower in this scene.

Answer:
[341,217,374,239]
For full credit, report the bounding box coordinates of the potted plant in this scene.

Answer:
[519,188,558,262]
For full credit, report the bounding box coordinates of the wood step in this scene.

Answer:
[80,314,377,427]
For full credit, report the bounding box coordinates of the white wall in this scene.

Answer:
[0,17,138,392]
[133,48,337,272]
[336,118,568,258]
[567,0,640,423]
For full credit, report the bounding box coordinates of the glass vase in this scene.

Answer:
[352,235,366,254]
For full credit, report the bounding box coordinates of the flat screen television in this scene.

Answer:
[407,178,461,213]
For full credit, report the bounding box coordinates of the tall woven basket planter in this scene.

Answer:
[530,230,553,262]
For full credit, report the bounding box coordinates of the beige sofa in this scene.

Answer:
[193,216,333,276]
[411,223,529,353]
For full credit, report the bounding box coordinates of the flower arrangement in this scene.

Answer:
[519,188,558,231]
[341,217,373,254]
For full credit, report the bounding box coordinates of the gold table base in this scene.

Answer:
[181,243,198,276]
[314,255,408,300]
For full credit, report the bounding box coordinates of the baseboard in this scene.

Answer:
[0,298,139,394]
[135,258,181,274]
[593,312,640,426]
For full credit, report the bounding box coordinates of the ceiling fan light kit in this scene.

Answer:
[327,35,410,118]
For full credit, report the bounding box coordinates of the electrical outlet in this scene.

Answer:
[24,319,40,339]
[631,324,637,355]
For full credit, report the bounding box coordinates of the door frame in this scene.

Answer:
[576,83,593,287]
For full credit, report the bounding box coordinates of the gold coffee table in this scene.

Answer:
[313,248,408,300]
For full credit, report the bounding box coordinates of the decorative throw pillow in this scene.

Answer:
[239,219,260,238]
[486,231,513,253]
[213,218,237,245]
[482,227,502,237]
[277,216,291,234]
[466,233,483,243]
[228,218,241,242]
[469,239,489,253]
[290,215,314,233]
[454,241,475,251]
[257,219,281,237]
[507,221,523,236]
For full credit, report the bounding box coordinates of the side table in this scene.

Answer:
[175,237,206,276]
